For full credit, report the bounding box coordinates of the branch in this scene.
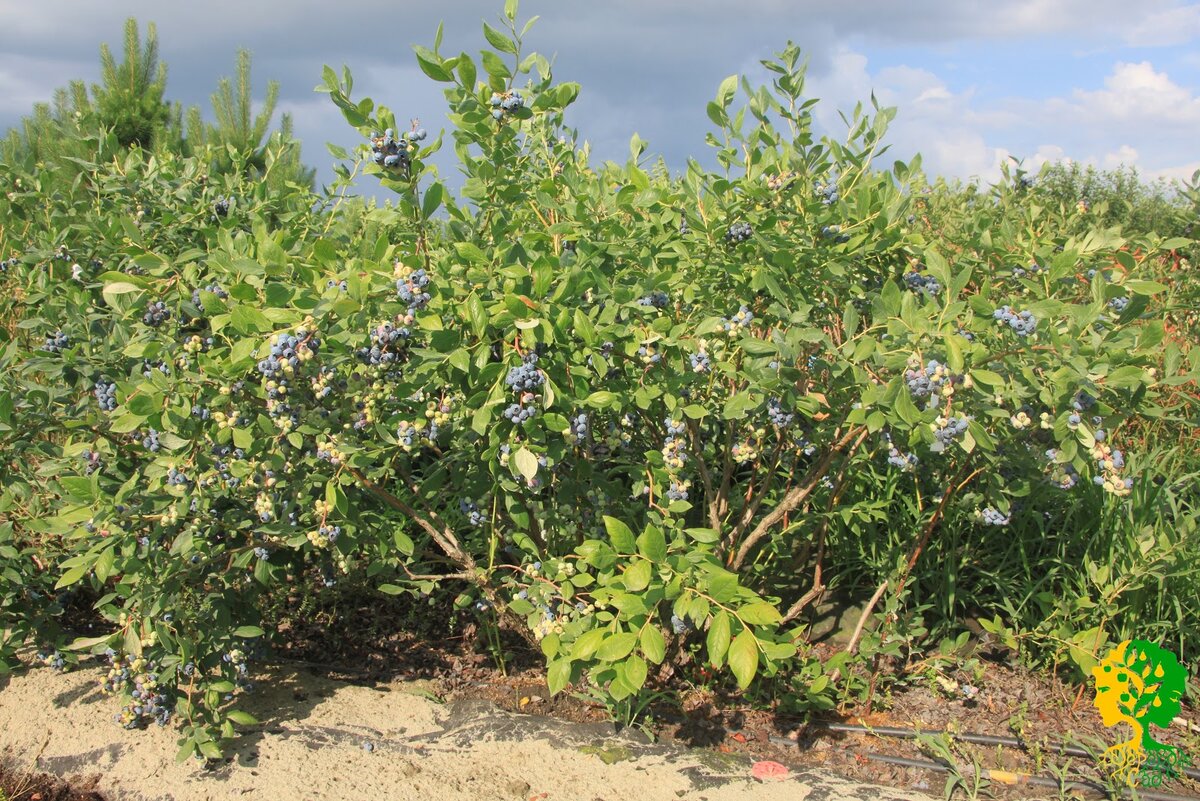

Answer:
[348,467,473,570]
[729,425,866,571]
[780,441,855,625]
[687,418,721,531]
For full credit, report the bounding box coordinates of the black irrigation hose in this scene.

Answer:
[806,721,1200,783]
[864,752,1200,801]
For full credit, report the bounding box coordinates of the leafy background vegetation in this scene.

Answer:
[1,4,1197,763]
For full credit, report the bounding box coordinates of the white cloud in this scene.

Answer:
[1124,4,1200,46]
[1061,61,1200,125]
[805,48,1200,186]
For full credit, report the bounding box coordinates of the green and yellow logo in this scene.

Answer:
[1092,639,1191,788]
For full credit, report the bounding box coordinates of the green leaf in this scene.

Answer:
[584,391,617,409]
[231,305,271,334]
[513,446,539,481]
[603,516,636,553]
[414,46,454,82]
[233,626,265,638]
[596,632,638,662]
[226,710,259,726]
[102,281,144,306]
[636,525,667,563]
[481,50,511,81]
[623,560,652,592]
[570,628,606,660]
[547,657,572,694]
[716,73,738,108]
[706,610,731,667]
[55,564,89,590]
[378,584,405,595]
[640,625,666,664]
[59,476,95,503]
[624,654,648,691]
[482,21,518,55]
[737,602,782,626]
[728,629,759,689]
[971,369,1004,390]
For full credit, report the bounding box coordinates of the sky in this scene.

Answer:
[2,0,1199,198]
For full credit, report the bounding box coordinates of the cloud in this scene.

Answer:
[1,1,1198,193]
[1124,3,1200,46]
[801,46,1200,184]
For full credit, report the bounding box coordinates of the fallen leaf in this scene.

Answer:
[752,760,789,781]
[730,732,748,743]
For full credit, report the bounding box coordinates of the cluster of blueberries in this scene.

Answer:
[637,343,662,365]
[326,278,349,292]
[993,305,1037,336]
[192,282,228,307]
[166,466,189,487]
[459,498,485,527]
[142,360,170,379]
[666,479,691,502]
[43,329,69,353]
[689,351,710,373]
[723,305,754,334]
[36,650,67,671]
[815,180,840,205]
[821,224,850,243]
[1011,262,1044,279]
[638,290,669,308]
[103,652,172,729]
[662,418,688,471]
[94,380,118,411]
[1108,296,1130,313]
[568,412,589,443]
[396,268,431,312]
[980,507,1011,526]
[931,415,971,453]
[257,330,320,379]
[2,257,17,271]
[213,197,230,217]
[141,429,161,453]
[887,444,919,471]
[903,270,942,297]
[905,358,958,408]
[1045,449,1082,490]
[143,300,171,328]
[726,221,753,244]
[766,397,794,428]
[489,90,525,120]
[370,128,426,173]
[358,321,410,366]
[81,448,102,475]
[503,353,543,424]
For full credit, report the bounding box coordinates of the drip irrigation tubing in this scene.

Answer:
[283,659,1200,799]
[863,752,1200,801]
[804,721,1200,783]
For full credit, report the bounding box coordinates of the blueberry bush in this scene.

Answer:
[1,2,1197,762]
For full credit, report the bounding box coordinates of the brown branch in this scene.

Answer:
[687,418,721,532]
[892,465,982,601]
[780,441,856,625]
[728,425,866,571]
[348,467,473,569]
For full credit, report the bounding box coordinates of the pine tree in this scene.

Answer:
[189,49,315,189]
[90,18,170,150]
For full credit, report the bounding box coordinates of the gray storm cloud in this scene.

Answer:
[2,0,1197,192]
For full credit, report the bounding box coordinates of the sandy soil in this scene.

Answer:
[2,663,930,801]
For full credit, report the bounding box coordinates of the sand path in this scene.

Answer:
[3,663,929,800]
